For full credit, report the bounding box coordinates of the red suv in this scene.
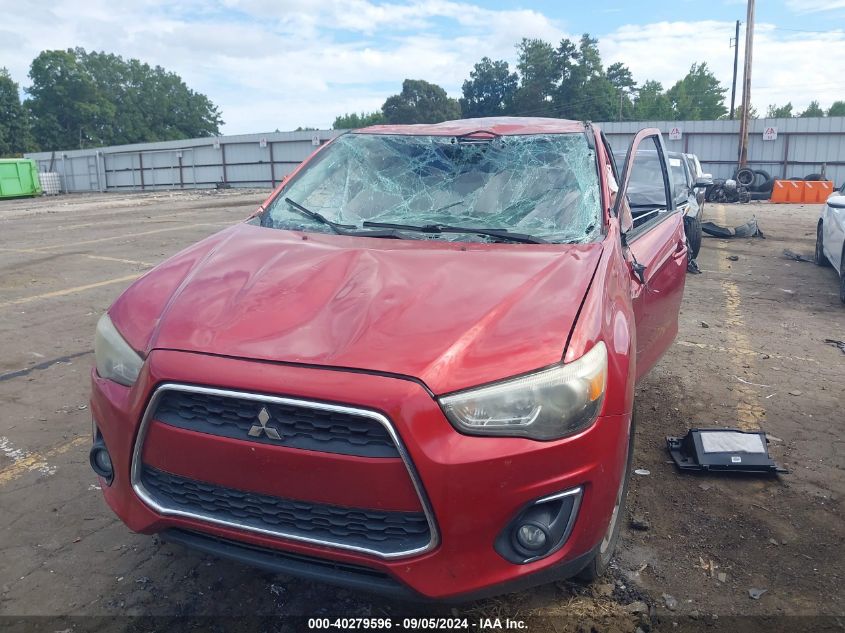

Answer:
[89,118,685,600]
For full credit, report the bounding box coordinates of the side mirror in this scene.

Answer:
[694,175,713,188]
[827,195,845,209]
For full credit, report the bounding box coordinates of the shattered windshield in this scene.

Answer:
[261,132,601,243]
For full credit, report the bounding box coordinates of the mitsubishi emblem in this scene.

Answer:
[248,406,282,440]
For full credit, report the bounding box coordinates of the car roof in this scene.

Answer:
[355,117,587,136]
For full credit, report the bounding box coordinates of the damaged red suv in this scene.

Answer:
[89,118,686,600]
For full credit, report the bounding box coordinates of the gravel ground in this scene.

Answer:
[0,191,842,632]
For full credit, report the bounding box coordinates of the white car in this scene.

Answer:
[815,192,845,303]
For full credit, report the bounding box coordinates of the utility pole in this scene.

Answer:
[730,20,740,119]
[737,2,755,167]
[738,0,755,168]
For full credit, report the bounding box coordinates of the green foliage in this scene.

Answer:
[666,63,727,120]
[382,79,460,124]
[634,80,674,120]
[766,103,793,118]
[828,101,845,117]
[332,34,838,127]
[733,103,759,120]
[25,48,222,150]
[799,100,825,117]
[332,111,386,129]
[0,68,33,156]
[460,57,517,118]
[511,39,560,117]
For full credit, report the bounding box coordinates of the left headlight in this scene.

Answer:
[94,314,144,386]
[438,342,607,441]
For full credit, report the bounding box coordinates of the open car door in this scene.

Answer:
[613,129,687,381]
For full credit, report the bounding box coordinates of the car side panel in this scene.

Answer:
[628,213,687,382]
[826,203,845,273]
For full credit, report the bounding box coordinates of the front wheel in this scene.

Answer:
[840,251,845,304]
[684,215,702,259]
[576,413,636,581]
[815,223,831,267]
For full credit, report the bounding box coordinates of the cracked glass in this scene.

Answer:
[262,132,601,243]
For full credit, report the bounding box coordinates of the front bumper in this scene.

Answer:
[90,350,631,600]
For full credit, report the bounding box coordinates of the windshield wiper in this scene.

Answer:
[282,198,419,240]
[361,221,547,244]
[284,198,357,235]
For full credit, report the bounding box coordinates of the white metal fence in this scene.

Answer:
[24,117,845,193]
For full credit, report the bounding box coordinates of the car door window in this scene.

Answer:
[614,136,675,239]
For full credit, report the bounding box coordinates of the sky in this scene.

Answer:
[1,0,844,134]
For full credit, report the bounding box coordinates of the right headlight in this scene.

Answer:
[94,314,144,386]
[438,342,607,441]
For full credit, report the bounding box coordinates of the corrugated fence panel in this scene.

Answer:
[24,120,845,193]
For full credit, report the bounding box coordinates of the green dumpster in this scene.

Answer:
[0,159,42,199]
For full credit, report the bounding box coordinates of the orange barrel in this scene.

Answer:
[770,180,790,203]
[803,181,816,203]
[817,181,834,202]
[786,180,804,203]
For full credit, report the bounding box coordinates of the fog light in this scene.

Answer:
[495,487,583,564]
[516,522,549,551]
[89,439,114,484]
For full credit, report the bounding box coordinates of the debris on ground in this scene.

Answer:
[624,601,649,614]
[662,593,678,611]
[666,429,789,474]
[782,249,813,263]
[629,515,651,531]
[824,339,845,354]
[634,469,651,476]
[726,255,739,261]
[702,218,764,239]
[748,588,768,600]
[700,321,710,328]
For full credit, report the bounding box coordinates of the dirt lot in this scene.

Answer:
[0,191,842,631]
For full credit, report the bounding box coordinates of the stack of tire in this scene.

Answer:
[735,168,826,201]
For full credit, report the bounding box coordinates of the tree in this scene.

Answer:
[828,101,845,117]
[0,68,33,156]
[332,111,385,129]
[799,100,825,117]
[381,79,460,124]
[26,48,222,150]
[511,39,561,117]
[634,80,674,120]
[766,103,793,118]
[734,103,759,120]
[459,57,518,118]
[667,63,727,120]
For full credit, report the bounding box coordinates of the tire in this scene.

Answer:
[735,168,755,187]
[685,215,702,258]
[815,223,831,267]
[576,412,636,581]
[805,173,824,181]
[751,170,772,190]
[840,251,845,305]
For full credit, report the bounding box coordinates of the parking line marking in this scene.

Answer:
[714,204,765,431]
[675,340,818,364]
[0,437,88,487]
[0,247,155,267]
[20,222,226,252]
[0,274,141,308]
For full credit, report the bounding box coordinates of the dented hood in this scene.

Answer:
[111,224,602,394]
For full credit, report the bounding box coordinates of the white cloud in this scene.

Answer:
[2,1,844,134]
[785,0,845,12]
[600,20,845,116]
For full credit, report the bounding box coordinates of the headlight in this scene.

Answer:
[94,314,144,386]
[438,342,607,441]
